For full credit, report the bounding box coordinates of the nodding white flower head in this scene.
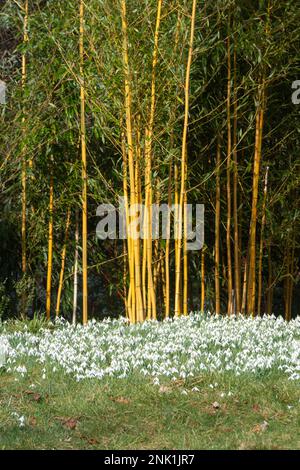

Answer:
[0,314,299,383]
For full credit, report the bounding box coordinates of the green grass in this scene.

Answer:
[0,364,299,450]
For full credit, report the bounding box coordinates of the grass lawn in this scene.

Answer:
[0,366,299,450]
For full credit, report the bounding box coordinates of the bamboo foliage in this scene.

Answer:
[1,0,298,323]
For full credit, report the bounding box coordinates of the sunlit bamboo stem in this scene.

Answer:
[201,248,205,312]
[257,166,269,315]
[46,173,54,320]
[247,84,265,315]
[73,210,79,325]
[215,139,221,315]
[21,0,29,315]
[226,29,233,316]
[233,35,241,314]
[80,0,88,324]
[121,0,144,322]
[56,208,71,317]
[175,0,197,316]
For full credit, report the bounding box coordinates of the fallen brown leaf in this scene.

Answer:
[24,390,44,403]
[252,420,269,433]
[87,437,99,445]
[63,418,78,430]
[159,386,171,394]
[54,416,80,430]
[111,396,131,404]
[29,416,37,427]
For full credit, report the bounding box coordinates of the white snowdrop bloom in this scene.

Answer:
[14,365,27,377]
[1,314,300,382]
[18,416,25,427]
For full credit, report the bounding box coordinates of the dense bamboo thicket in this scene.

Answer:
[0,0,299,322]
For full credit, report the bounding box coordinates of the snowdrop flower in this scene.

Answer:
[18,416,25,428]
[0,314,299,383]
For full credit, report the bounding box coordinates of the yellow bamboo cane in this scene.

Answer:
[232,36,241,314]
[79,0,88,325]
[247,85,265,315]
[215,139,221,315]
[46,173,54,320]
[226,30,233,316]
[175,0,197,317]
[56,208,71,317]
[201,248,205,312]
[257,166,269,316]
[121,0,144,322]
[21,0,29,311]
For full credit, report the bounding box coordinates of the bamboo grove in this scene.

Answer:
[0,0,299,323]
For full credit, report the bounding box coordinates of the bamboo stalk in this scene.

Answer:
[266,240,273,315]
[183,165,188,315]
[247,84,265,315]
[232,35,241,314]
[257,166,269,315]
[174,162,181,315]
[80,0,88,325]
[46,173,54,320]
[288,232,295,321]
[121,0,144,322]
[144,0,163,319]
[215,139,221,315]
[226,29,233,316]
[121,127,134,322]
[152,184,161,317]
[121,128,133,321]
[174,0,197,316]
[73,209,79,325]
[165,9,182,319]
[284,246,291,321]
[55,208,71,317]
[21,0,29,316]
[201,248,205,312]
[165,160,172,318]
[241,254,248,314]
